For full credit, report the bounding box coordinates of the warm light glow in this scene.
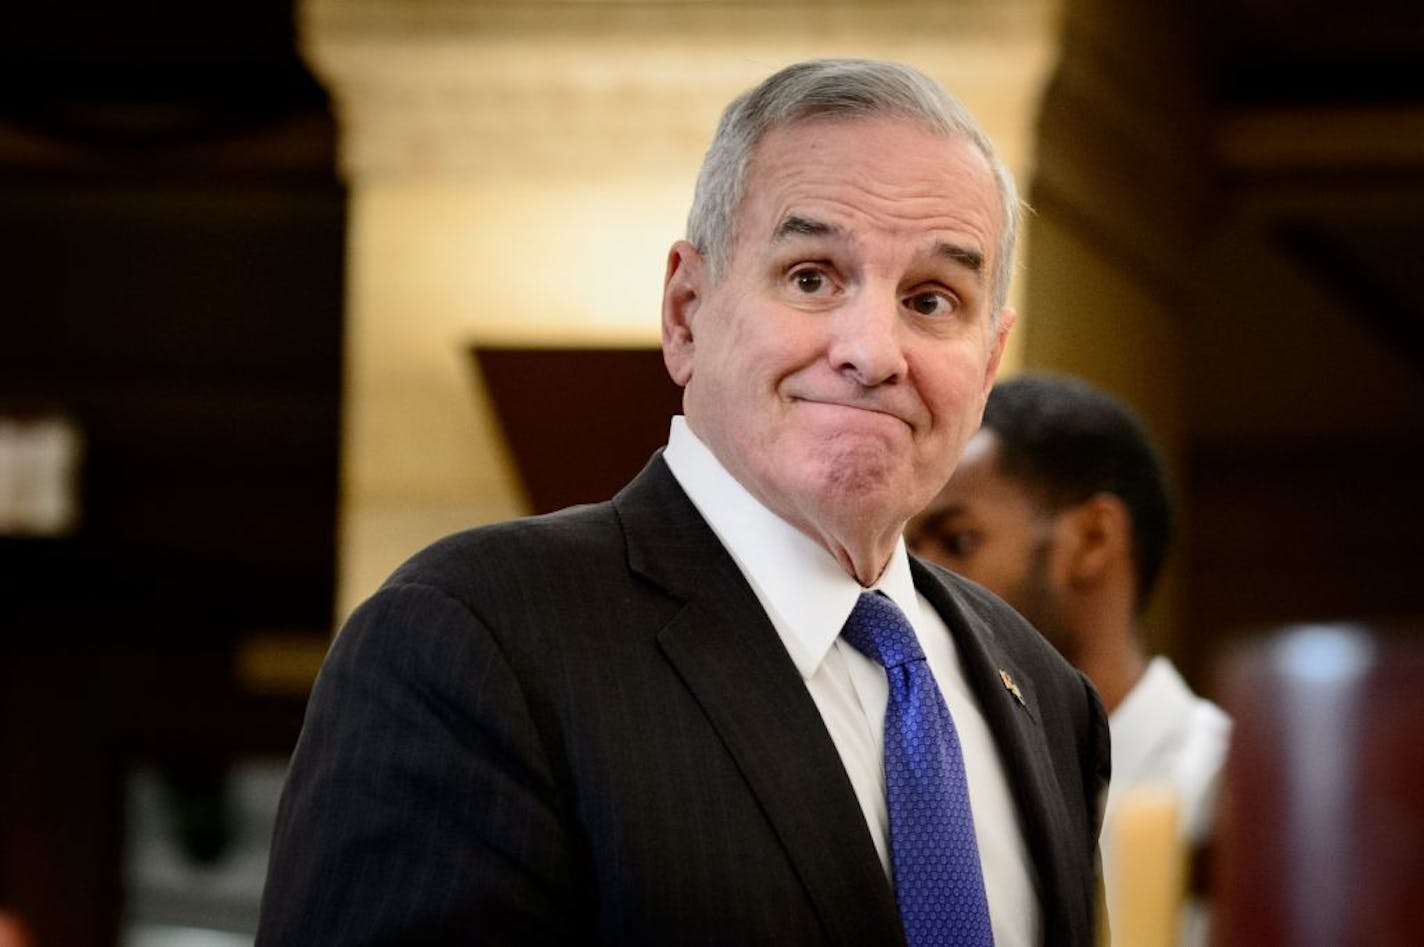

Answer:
[445,176,689,343]
[1110,785,1186,947]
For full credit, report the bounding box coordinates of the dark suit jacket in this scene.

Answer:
[257,455,1109,946]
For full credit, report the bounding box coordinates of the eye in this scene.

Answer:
[935,528,981,559]
[903,289,958,317]
[945,530,980,556]
[908,518,982,562]
[790,266,834,296]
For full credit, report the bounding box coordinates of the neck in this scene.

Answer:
[1070,620,1148,714]
[785,501,906,587]
[830,538,897,587]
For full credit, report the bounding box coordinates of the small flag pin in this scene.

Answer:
[999,669,1026,707]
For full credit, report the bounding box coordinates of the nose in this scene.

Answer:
[826,288,908,388]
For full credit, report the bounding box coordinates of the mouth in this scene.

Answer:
[790,396,914,431]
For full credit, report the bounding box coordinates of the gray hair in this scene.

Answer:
[687,58,1020,315]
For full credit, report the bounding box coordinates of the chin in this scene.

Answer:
[805,437,896,490]
[763,434,915,522]
[803,461,912,528]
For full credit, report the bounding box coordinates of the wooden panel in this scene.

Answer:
[1183,440,1424,672]
[473,346,684,514]
[0,180,344,633]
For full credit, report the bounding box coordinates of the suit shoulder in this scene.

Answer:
[381,501,624,604]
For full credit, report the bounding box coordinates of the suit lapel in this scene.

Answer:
[614,457,904,947]
[912,558,1082,937]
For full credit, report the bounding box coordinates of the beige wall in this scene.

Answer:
[340,175,692,605]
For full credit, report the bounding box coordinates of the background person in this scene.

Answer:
[908,371,1231,944]
[258,60,1108,946]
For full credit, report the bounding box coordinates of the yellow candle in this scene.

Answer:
[1109,785,1186,947]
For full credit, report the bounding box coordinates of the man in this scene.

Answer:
[258,60,1107,946]
[908,373,1231,943]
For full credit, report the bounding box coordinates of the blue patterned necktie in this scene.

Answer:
[840,591,994,947]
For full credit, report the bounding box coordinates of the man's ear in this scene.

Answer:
[1062,493,1131,589]
[982,306,1017,397]
[662,240,705,387]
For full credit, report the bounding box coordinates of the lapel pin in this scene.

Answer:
[999,669,1026,708]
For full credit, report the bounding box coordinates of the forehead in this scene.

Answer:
[737,115,1003,256]
[936,431,1036,513]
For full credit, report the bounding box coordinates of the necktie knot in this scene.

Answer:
[840,591,925,669]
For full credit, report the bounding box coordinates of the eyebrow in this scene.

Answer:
[930,503,969,521]
[773,214,839,241]
[773,214,986,283]
[934,242,985,281]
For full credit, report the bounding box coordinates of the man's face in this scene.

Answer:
[663,116,1014,557]
[907,430,1071,651]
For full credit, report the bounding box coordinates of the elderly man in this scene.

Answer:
[258,59,1108,947]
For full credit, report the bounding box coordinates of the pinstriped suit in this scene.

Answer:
[257,455,1108,946]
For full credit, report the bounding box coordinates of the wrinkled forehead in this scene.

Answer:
[738,116,1002,247]
[744,112,985,186]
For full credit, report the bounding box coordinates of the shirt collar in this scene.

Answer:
[663,416,923,679]
[1110,656,1198,758]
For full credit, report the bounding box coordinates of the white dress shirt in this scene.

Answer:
[1104,656,1232,947]
[663,417,1037,947]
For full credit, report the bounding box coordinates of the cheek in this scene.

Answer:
[734,327,823,398]
[916,351,992,421]
[987,542,1032,590]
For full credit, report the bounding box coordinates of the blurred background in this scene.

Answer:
[1,0,1421,944]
